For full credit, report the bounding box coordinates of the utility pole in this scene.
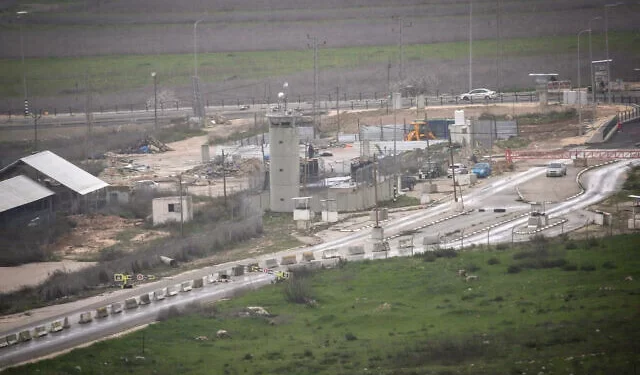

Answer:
[84,72,93,160]
[469,0,473,92]
[373,153,379,227]
[307,35,323,138]
[178,173,184,237]
[32,111,41,153]
[222,149,227,207]
[336,86,340,140]
[393,16,411,81]
[387,59,392,97]
[448,133,458,203]
[17,11,29,117]
[496,0,501,93]
[588,16,601,109]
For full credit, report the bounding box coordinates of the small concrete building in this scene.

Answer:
[152,196,193,226]
[0,175,55,228]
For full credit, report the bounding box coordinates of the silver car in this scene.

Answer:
[447,163,468,178]
[546,162,567,177]
[458,88,497,101]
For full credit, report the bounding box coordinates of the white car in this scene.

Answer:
[458,88,497,101]
[546,162,567,177]
[447,163,469,178]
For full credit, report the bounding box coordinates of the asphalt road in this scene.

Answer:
[2,159,636,369]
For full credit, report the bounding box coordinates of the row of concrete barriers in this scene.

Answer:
[0,270,235,351]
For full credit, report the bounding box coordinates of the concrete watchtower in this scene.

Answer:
[268,100,300,212]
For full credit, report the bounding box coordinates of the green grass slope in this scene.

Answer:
[5,234,640,375]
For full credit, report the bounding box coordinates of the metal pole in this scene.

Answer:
[194,19,203,79]
[178,174,184,237]
[469,0,473,92]
[577,30,590,126]
[588,17,601,107]
[604,3,622,105]
[152,72,158,131]
[222,149,227,207]
[373,154,379,227]
[448,133,458,203]
[19,22,27,110]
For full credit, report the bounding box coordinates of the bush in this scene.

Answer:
[434,249,458,258]
[507,265,522,274]
[345,332,358,341]
[580,264,596,271]
[562,264,578,271]
[421,252,437,262]
[586,237,600,248]
[565,241,578,250]
[283,272,315,304]
[602,261,617,269]
[465,263,480,272]
[487,257,501,265]
[495,243,509,250]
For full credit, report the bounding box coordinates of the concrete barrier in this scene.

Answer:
[181,281,192,292]
[371,241,390,252]
[124,298,139,310]
[232,265,245,276]
[281,255,297,265]
[247,263,259,272]
[160,255,177,267]
[139,293,151,305]
[5,333,18,346]
[49,320,64,333]
[322,248,340,259]
[321,258,340,268]
[348,245,365,255]
[166,285,179,296]
[192,277,204,288]
[111,302,123,314]
[0,336,8,348]
[302,251,315,261]
[309,260,324,269]
[206,274,217,283]
[34,325,48,338]
[95,306,109,319]
[264,258,279,268]
[154,288,166,300]
[79,312,93,324]
[18,330,32,342]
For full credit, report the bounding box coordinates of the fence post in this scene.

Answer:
[115,105,118,113]
[221,99,224,108]
[374,92,377,100]
[365,100,368,109]
[351,101,354,110]
[410,98,414,107]
[54,108,57,116]
[206,99,209,108]
[252,97,255,106]
[440,96,443,105]
[359,92,362,101]
[69,107,73,115]
[176,101,179,110]
[8,110,11,120]
[130,104,133,112]
[515,93,518,103]
[343,92,347,102]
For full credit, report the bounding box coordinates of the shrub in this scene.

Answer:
[487,257,501,265]
[421,252,437,262]
[157,306,182,321]
[580,264,596,271]
[586,237,600,248]
[465,263,480,272]
[507,265,522,274]
[565,241,578,250]
[283,272,315,304]
[434,249,458,258]
[602,261,617,269]
[562,264,578,271]
[345,332,358,341]
[495,243,509,250]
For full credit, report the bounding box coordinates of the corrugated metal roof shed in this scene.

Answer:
[0,175,55,213]
[2,150,109,195]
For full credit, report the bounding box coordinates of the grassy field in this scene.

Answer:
[6,233,639,374]
[1,32,637,99]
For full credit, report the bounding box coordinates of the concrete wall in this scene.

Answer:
[152,196,193,225]
[268,114,300,212]
[471,120,518,149]
[330,178,394,212]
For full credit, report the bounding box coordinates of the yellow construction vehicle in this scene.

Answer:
[405,119,436,141]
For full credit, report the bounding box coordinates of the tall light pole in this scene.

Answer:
[17,11,29,116]
[577,29,590,126]
[469,0,473,91]
[151,72,157,131]
[193,19,204,78]
[604,2,623,104]
[588,17,602,107]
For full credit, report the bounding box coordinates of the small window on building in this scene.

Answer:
[168,203,175,212]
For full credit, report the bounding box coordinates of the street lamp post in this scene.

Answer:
[577,29,591,126]
[151,72,157,131]
[604,2,623,104]
[588,17,602,107]
[469,0,473,91]
[17,11,28,116]
[193,19,204,78]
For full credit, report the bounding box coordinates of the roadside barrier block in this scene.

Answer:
[63,316,71,328]
[6,334,18,346]
[79,312,93,324]
[18,330,32,342]
[232,265,245,276]
[206,274,217,284]
[50,320,64,333]
[139,293,151,305]
[309,260,324,269]
[264,258,279,268]
[111,302,123,314]
[348,245,365,255]
[192,278,204,288]
[180,281,192,292]
[281,255,297,265]
[371,241,390,252]
[322,248,340,259]
[0,336,8,348]
[321,258,340,268]
[247,263,259,272]
[34,325,48,338]
[124,298,139,310]
[166,285,179,296]
[95,306,109,319]
[302,251,315,261]
[154,288,166,300]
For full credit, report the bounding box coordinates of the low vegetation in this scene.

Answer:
[6,233,639,374]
